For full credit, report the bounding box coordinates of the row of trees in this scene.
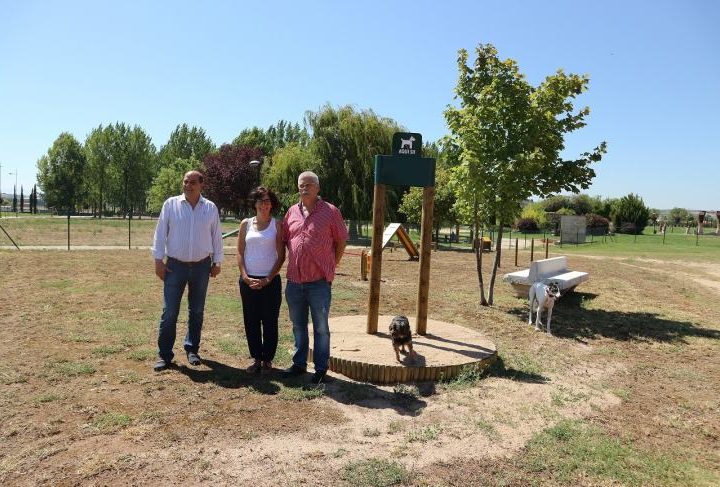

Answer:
[0,184,39,214]
[35,42,607,306]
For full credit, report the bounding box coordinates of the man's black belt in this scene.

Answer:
[168,256,211,267]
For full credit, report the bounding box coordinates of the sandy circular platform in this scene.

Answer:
[309,315,497,384]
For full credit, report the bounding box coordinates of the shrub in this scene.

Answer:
[515,217,539,232]
[543,195,573,212]
[619,222,637,234]
[585,213,609,236]
[521,201,549,228]
[612,194,650,234]
[585,213,609,228]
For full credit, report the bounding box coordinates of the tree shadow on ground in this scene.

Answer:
[483,356,549,383]
[507,292,720,343]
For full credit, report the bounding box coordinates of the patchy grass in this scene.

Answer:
[341,458,409,487]
[0,368,27,385]
[406,425,440,443]
[475,418,500,440]
[440,363,488,390]
[215,336,245,356]
[279,384,324,401]
[92,345,124,357]
[362,427,382,437]
[524,419,716,486]
[611,387,631,402]
[92,412,133,432]
[34,393,65,404]
[49,360,96,377]
[127,349,155,361]
[1,244,719,485]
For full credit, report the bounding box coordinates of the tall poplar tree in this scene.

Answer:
[36,133,86,215]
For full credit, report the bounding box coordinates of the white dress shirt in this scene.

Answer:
[152,194,224,264]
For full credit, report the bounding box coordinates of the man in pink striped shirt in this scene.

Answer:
[283,171,348,384]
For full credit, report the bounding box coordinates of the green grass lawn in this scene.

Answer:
[0,215,241,246]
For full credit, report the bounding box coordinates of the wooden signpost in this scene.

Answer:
[366,132,436,335]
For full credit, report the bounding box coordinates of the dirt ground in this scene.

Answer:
[1,246,718,486]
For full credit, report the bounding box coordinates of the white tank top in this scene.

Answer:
[244,217,278,276]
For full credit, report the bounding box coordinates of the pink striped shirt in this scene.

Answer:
[283,199,348,283]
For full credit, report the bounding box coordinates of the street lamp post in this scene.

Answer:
[249,159,262,186]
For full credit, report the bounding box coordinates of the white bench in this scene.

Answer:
[502,256,589,297]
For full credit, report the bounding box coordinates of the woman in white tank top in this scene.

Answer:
[237,187,285,373]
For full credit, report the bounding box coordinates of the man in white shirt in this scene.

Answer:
[151,170,224,371]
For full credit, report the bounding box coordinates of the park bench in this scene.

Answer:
[502,256,589,297]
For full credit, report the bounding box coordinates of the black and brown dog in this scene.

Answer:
[389,315,415,362]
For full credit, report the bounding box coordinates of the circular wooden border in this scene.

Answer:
[308,315,498,384]
[311,349,497,384]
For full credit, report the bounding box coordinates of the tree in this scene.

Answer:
[12,186,17,213]
[103,123,157,216]
[233,120,309,160]
[36,132,86,214]
[29,185,36,213]
[20,186,24,213]
[147,158,198,213]
[305,104,402,238]
[203,144,264,217]
[611,193,650,234]
[669,207,690,225]
[445,43,606,305]
[262,142,318,212]
[84,124,115,217]
[158,124,215,168]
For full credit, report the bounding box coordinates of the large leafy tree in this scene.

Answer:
[445,43,606,305]
[611,193,650,234]
[203,144,264,216]
[147,157,199,213]
[233,120,309,159]
[669,207,690,225]
[103,123,157,216]
[36,132,86,214]
[84,124,115,217]
[262,142,318,212]
[158,123,215,169]
[305,104,402,237]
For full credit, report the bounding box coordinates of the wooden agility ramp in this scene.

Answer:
[381,223,419,259]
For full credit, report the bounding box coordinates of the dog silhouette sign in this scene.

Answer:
[376,132,435,188]
[392,132,422,156]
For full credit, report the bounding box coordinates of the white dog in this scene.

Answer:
[528,281,561,334]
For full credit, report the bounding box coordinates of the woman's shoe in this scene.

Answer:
[246,360,262,374]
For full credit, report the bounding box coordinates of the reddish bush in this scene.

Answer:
[515,217,539,232]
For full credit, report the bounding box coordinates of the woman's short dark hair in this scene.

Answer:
[247,186,280,212]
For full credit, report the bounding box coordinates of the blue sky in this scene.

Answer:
[1,0,718,210]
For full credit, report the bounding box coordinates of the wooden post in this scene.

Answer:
[366,184,386,334]
[416,186,434,335]
[530,238,534,262]
[514,238,518,266]
[545,238,549,259]
[360,250,368,281]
